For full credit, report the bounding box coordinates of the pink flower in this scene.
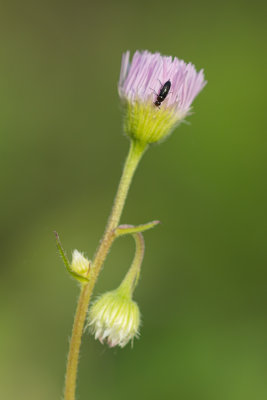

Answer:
[118,50,206,144]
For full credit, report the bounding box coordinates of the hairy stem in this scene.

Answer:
[120,233,145,293]
[64,139,147,400]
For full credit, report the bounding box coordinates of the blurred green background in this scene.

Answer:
[0,0,266,399]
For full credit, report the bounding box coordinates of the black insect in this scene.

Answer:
[154,80,171,107]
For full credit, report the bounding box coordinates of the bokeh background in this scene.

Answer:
[0,0,266,399]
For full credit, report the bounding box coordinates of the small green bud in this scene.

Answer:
[55,232,90,283]
[88,288,140,348]
[71,250,90,278]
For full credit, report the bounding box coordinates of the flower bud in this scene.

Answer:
[118,50,206,144]
[88,288,140,348]
[71,250,90,278]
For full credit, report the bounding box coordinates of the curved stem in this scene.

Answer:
[64,139,147,400]
[120,233,145,294]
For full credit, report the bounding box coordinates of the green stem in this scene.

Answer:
[64,139,147,400]
[119,233,145,294]
[64,283,93,400]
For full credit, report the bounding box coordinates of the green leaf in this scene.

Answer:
[115,220,160,237]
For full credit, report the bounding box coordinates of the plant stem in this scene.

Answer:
[120,233,145,294]
[64,139,147,400]
[63,283,92,400]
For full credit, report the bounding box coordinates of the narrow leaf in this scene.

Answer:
[115,220,160,237]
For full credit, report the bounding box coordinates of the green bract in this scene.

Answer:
[123,101,180,144]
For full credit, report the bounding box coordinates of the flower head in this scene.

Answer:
[88,288,140,348]
[118,50,206,144]
[71,250,90,278]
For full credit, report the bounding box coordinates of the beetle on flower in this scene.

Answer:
[119,50,206,144]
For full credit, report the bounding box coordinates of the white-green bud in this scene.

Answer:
[88,288,140,348]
